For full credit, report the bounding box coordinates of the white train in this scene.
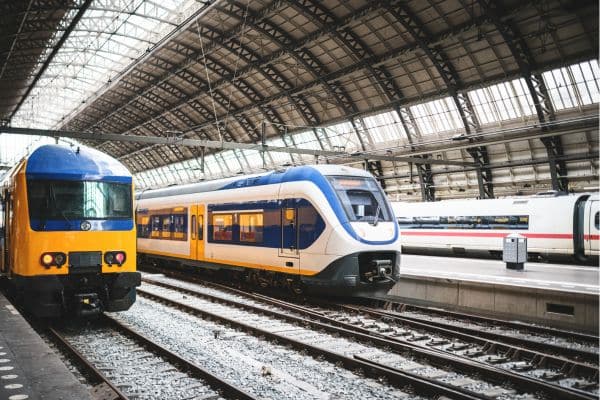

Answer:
[392,193,599,262]
[136,165,400,295]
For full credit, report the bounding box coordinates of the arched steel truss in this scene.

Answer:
[3,0,598,198]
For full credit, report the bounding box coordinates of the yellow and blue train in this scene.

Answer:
[137,165,400,296]
[0,144,140,317]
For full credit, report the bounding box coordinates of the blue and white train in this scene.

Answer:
[136,165,400,296]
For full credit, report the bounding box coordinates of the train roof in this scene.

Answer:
[137,164,374,200]
[25,144,132,183]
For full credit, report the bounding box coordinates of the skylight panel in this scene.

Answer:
[243,150,264,169]
[11,0,208,129]
[292,130,321,150]
[543,67,577,110]
[410,97,462,135]
[363,111,406,143]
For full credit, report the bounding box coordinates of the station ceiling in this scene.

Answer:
[1,0,598,200]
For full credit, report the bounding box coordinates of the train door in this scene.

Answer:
[195,205,205,260]
[190,205,198,259]
[586,200,599,255]
[279,199,299,272]
[0,192,6,273]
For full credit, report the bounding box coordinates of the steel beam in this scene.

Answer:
[387,2,493,198]
[396,107,436,201]
[478,0,568,192]
[8,0,93,122]
[1,126,475,167]
[72,7,528,162]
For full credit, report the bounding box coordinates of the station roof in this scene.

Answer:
[0,0,598,200]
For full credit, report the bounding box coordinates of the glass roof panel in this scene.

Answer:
[130,60,600,190]
[363,111,407,143]
[5,0,210,170]
[540,61,600,111]
[410,97,462,135]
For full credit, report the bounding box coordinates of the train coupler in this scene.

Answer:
[74,293,102,316]
[363,259,396,282]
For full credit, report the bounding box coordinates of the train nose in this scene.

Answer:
[360,255,396,282]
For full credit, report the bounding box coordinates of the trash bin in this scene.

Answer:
[503,233,527,270]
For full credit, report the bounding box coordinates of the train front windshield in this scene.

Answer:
[328,176,392,223]
[27,180,132,220]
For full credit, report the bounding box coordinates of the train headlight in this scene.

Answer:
[104,251,126,266]
[114,252,126,265]
[54,253,66,267]
[41,253,54,267]
[40,252,66,268]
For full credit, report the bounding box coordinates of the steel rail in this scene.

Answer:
[142,270,598,366]
[136,286,483,400]
[139,278,595,400]
[369,298,599,343]
[368,307,599,365]
[102,315,258,400]
[47,326,130,400]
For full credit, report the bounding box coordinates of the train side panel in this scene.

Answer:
[394,194,593,258]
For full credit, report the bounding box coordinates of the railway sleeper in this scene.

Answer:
[572,380,598,390]
[511,361,535,372]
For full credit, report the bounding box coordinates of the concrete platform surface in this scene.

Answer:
[0,292,91,400]
[400,254,599,295]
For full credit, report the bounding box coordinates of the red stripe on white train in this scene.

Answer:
[400,231,600,240]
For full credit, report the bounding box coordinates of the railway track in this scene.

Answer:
[369,298,599,359]
[47,314,256,400]
[140,272,597,400]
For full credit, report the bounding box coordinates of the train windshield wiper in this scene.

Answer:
[370,204,381,226]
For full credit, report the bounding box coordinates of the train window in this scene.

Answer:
[162,216,171,233]
[212,214,232,241]
[595,212,599,230]
[137,216,150,238]
[397,215,529,229]
[198,215,204,240]
[191,215,196,240]
[328,176,392,223]
[27,180,132,221]
[152,216,161,231]
[240,213,263,243]
[173,214,187,240]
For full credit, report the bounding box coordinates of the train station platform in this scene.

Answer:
[387,255,599,333]
[0,292,91,400]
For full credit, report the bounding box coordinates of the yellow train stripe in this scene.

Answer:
[139,248,318,276]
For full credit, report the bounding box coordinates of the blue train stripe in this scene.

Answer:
[30,219,134,231]
[220,166,398,245]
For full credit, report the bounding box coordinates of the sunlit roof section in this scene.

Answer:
[11,0,209,130]
[363,111,407,143]
[468,78,537,125]
[542,60,600,111]
[133,60,600,191]
[409,98,463,136]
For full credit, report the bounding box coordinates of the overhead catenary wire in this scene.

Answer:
[195,18,223,144]
[222,0,251,134]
